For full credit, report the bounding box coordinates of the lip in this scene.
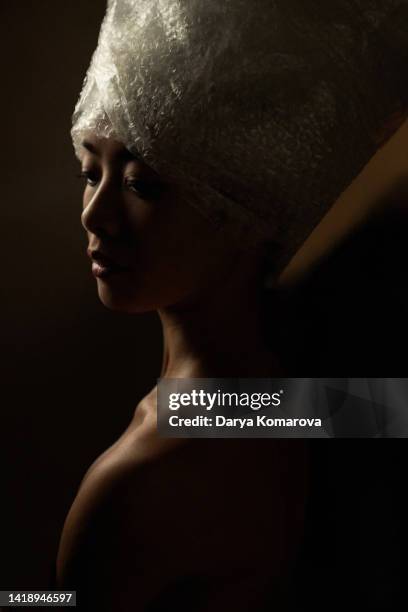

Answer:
[87,247,128,279]
[91,261,127,279]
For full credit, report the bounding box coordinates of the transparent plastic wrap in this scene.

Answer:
[72,0,408,270]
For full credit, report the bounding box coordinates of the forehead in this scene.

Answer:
[80,135,135,162]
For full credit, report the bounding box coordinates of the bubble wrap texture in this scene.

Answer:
[72,0,408,269]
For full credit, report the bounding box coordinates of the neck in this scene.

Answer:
[157,263,280,378]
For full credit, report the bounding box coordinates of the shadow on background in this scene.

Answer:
[270,191,408,376]
[269,195,408,609]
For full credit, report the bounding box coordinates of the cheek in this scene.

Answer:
[124,200,230,303]
[132,235,215,303]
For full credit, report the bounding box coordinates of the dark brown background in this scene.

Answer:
[1,1,407,610]
[0,0,161,590]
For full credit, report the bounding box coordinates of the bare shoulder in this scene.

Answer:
[56,404,310,610]
[56,407,185,606]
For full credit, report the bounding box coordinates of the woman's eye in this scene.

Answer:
[125,178,162,200]
[78,170,99,187]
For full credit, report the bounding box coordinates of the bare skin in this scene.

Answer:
[56,135,310,610]
[57,403,310,611]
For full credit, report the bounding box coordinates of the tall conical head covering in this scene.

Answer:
[72,0,408,271]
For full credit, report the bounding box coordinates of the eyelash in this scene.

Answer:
[77,171,156,199]
[124,177,148,197]
[77,170,99,187]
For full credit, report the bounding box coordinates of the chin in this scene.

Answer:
[95,277,192,314]
[96,283,151,314]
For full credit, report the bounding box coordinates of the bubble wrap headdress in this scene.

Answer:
[72,0,408,271]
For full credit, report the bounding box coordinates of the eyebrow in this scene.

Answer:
[81,140,139,162]
[82,140,99,155]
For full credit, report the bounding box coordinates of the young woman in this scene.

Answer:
[55,131,310,610]
[56,1,408,609]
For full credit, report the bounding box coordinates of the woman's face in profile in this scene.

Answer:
[79,135,240,313]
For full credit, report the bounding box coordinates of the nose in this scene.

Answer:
[81,178,123,238]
